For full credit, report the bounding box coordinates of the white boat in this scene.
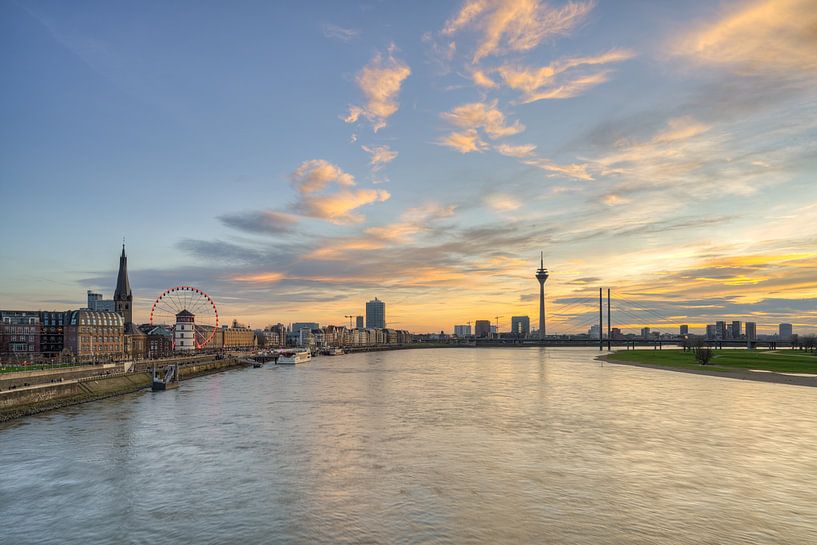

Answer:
[328,347,344,356]
[276,350,311,365]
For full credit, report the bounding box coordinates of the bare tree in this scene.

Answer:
[690,337,714,365]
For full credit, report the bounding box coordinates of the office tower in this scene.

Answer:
[454,325,472,337]
[511,316,530,337]
[355,315,364,329]
[680,324,689,336]
[474,320,491,338]
[366,298,385,329]
[731,321,741,339]
[779,323,793,340]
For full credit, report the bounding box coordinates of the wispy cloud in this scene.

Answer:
[437,129,489,153]
[439,99,524,152]
[484,193,522,211]
[344,45,411,132]
[443,0,596,62]
[321,23,360,42]
[495,142,592,180]
[290,159,390,224]
[496,48,634,102]
[676,0,817,78]
[362,144,399,174]
[219,210,298,235]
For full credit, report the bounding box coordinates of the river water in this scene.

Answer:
[2,348,817,544]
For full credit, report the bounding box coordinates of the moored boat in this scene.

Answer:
[276,350,311,365]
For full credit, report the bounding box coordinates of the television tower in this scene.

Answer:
[535,252,549,340]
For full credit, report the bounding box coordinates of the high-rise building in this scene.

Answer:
[680,324,689,336]
[641,327,651,339]
[779,323,793,340]
[589,324,601,339]
[87,290,115,312]
[355,315,364,329]
[474,320,491,338]
[535,252,549,339]
[292,322,319,333]
[716,321,726,340]
[511,316,530,337]
[706,324,717,340]
[366,298,385,329]
[454,324,471,337]
[745,322,757,341]
[731,321,741,339]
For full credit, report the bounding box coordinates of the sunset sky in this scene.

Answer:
[2,0,816,334]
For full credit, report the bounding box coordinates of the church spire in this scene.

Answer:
[114,243,133,324]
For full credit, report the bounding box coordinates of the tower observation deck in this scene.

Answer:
[535,252,549,340]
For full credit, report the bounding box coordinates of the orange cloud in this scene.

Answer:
[443,0,596,62]
[437,129,489,153]
[441,100,525,139]
[233,272,285,283]
[344,46,411,132]
[497,49,634,102]
[678,0,817,76]
[298,188,391,224]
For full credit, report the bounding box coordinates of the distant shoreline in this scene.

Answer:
[598,354,817,388]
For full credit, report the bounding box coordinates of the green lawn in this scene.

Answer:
[608,349,817,374]
[0,363,81,374]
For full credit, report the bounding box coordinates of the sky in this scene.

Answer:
[1,0,816,335]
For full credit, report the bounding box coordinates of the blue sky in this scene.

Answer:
[2,0,816,334]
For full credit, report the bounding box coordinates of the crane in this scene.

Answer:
[494,315,503,337]
[344,315,354,329]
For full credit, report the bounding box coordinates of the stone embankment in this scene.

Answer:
[0,357,242,423]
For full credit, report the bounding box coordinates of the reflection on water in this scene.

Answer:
[2,348,816,544]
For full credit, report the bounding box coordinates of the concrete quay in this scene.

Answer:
[0,356,243,423]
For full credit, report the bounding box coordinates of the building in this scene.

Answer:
[454,324,472,337]
[63,310,125,361]
[611,327,624,340]
[716,321,726,340]
[706,324,717,340]
[731,321,741,340]
[292,322,319,334]
[474,320,491,338]
[86,291,115,312]
[221,321,256,349]
[140,325,174,359]
[680,324,689,336]
[174,310,196,351]
[111,244,146,359]
[113,245,133,325]
[366,298,386,329]
[535,252,549,339]
[355,315,364,329]
[0,310,41,362]
[640,327,651,339]
[40,311,66,358]
[745,322,757,342]
[589,324,601,339]
[511,316,530,337]
[779,323,793,340]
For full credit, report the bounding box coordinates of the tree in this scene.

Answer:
[690,337,714,365]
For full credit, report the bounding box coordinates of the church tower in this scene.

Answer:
[114,244,133,324]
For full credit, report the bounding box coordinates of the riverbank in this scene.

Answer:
[0,357,243,422]
[601,350,817,387]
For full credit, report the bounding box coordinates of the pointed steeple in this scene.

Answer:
[114,243,133,324]
[114,244,131,301]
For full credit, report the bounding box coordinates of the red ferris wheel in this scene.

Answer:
[149,286,219,349]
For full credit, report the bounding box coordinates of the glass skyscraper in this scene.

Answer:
[365,298,385,329]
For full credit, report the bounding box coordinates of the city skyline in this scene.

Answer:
[2,1,817,333]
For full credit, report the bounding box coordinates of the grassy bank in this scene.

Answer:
[607,350,817,374]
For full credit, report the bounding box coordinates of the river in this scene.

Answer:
[2,348,816,544]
